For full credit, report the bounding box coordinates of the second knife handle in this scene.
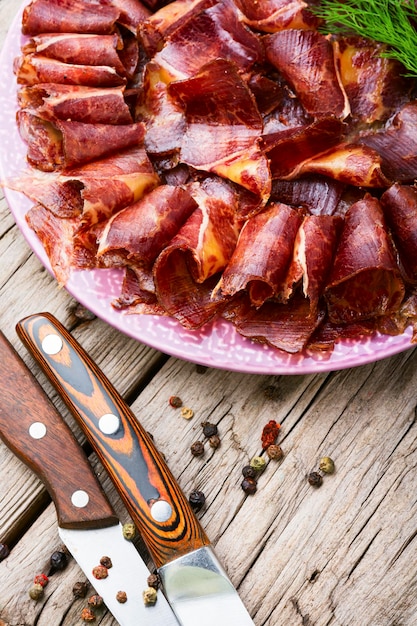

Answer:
[17,313,209,568]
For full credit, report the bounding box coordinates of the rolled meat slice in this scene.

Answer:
[17,110,145,171]
[233,0,318,33]
[5,147,159,226]
[14,54,127,88]
[97,185,198,268]
[324,194,405,323]
[17,84,134,125]
[380,183,417,283]
[153,177,240,328]
[20,31,139,80]
[22,0,120,35]
[280,214,343,306]
[264,29,350,119]
[213,202,302,307]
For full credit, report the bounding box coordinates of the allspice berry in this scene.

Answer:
[190,440,205,457]
[266,444,283,460]
[319,456,335,474]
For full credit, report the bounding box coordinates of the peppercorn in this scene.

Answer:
[88,594,104,608]
[209,434,221,449]
[28,583,44,601]
[116,590,128,603]
[250,456,266,473]
[190,440,204,457]
[261,420,281,450]
[122,523,136,541]
[242,465,257,479]
[169,395,183,408]
[33,573,49,588]
[147,573,160,589]
[266,444,284,461]
[92,565,108,580]
[319,456,335,474]
[73,581,88,598]
[241,477,257,495]
[81,607,96,622]
[143,586,158,606]
[181,407,194,420]
[202,421,218,438]
[100,556,113,569]
[308,471,323,488]
[73,303,96,322]
[195,364,207,374]
[0,543,10,561]
[189,490,206,512]
[50,550,68,573]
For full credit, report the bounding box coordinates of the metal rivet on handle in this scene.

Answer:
[71,490,90,508]
[151,500,173,522]
[42,333,63,355]
[98,413,120,435]
[29,422,47,439]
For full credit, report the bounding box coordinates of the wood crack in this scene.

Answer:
[347,530,381,579]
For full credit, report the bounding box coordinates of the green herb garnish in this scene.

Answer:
[313,0,417,77]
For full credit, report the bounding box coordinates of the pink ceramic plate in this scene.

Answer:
[0,4,415,375]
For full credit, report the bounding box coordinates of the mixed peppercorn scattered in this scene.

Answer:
[241,420,284,494]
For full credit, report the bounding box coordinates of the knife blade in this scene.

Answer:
[17,312,255,626]
[0,328,179,626]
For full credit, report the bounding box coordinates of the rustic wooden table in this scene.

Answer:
[1,1,417,625]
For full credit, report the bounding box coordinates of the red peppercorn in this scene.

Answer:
[33,573,49,588]
[169,395,183,408]
[261,420,281,450]
[92,565,108,580]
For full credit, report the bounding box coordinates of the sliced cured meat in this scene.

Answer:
[101,0,151,35]
[14,54,127,88]
[5,147,159,225]
[271,175,345,216]
[229,293,326,353]
[17,110,145,171]
[233,0,318,33]
[280,214,343,305]
[380,183,417,283]
[97,185,198,267]
[153,177,239,328]
[264,118,346,180]
[113,266,165,314]
[334,37,410,124]
[295,143,392,188]
[359,101,417,182]
[264,29,350,119]
[17,84,134,125]
[169,58,270,199]
[22,0,120,35]
[153,0,263,80]
[21,33,135,78]
[140,0,217,56]
[324,195,405,323]
[25,204,80,284]
[213,202,302,307]
[137,62,186,155]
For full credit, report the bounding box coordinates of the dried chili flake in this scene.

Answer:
[261,420,281,450]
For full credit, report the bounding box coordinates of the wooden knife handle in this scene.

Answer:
[0,330,117,530]
[17,313,209,568]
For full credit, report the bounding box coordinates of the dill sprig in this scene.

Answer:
[313,0,417,77]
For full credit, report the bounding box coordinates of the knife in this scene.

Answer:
[0,329,179,626]
[17,312,255,626]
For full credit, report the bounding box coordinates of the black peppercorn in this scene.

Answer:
[189,490,206,512]
[0,543,10,561]
[147,573,160,590]
[308,471,323,488]
[50,550,68,573]
[209,434,221,449]
[202,422,218,438]
[242,465,257,479]
[190,440,205,457]
[100,556,113,569]
[241,477,257,495]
